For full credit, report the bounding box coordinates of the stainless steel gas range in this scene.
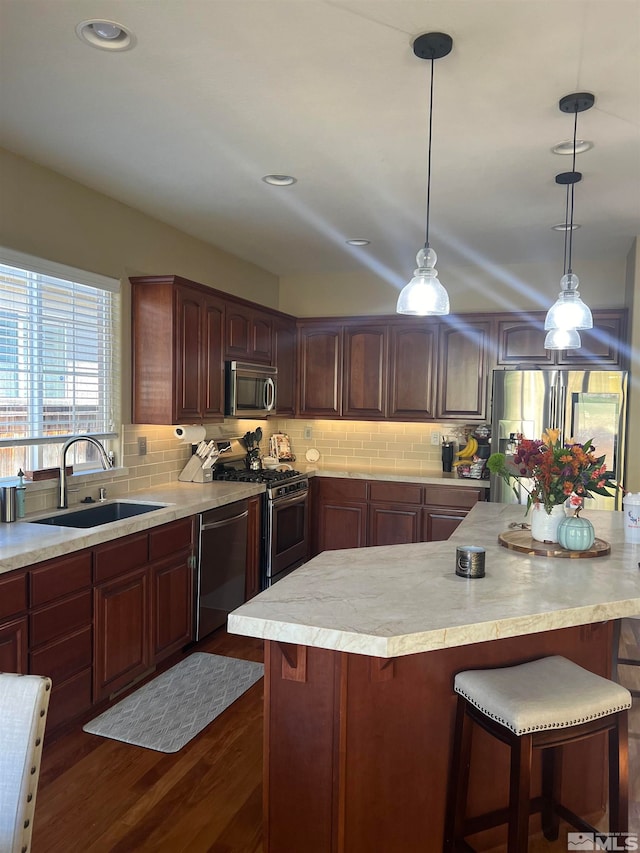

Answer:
[211,439,309,588]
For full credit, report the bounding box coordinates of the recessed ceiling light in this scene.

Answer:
[552,139,594,155]
[76,19,136,51]
[346,239,370,247]
[551,222,581,232]
[261,175,297,187]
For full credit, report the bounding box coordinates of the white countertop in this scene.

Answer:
[0,481,264,573]
[305,466,491,488]
[228,502,640,657]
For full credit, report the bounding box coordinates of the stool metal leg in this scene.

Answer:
[444,697,474,853]
[541,745,561,841]
[508,733,532,853]
[608,710,629,833]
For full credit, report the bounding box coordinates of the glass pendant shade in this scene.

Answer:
[544,273,593,331]
[397,247,450,315]
[544,327,582,350]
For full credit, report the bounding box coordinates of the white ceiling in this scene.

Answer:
[1,0,639,285]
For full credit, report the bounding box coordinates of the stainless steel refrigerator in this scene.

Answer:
[490,369,627,510]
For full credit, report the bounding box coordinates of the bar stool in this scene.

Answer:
[443,655,631,853]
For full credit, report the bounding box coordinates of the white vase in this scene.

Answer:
[530,503,565,544]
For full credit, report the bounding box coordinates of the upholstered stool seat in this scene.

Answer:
[444,655,632,853]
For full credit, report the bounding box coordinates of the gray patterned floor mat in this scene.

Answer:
[83,653,264,753]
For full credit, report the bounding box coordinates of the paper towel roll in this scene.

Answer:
[174,425,206,443]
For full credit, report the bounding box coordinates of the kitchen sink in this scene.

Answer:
[29,501,168,528]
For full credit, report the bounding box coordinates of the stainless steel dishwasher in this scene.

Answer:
[195,499,249,640]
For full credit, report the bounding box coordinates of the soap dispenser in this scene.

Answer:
[16,468,26,518]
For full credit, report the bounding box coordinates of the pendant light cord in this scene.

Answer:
[567,107,578,274]
[424,56,435,249]
[563,183,570,276]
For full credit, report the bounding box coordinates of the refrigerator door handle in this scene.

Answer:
[557,383,567,440]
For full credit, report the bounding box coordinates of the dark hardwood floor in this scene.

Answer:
[33,630,265,853]
[33,623,639,853]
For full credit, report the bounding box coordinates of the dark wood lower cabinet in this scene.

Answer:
[368,504,420,546]
[94,567,151,701]
[264,622,611,853]
[0,616,27,672]
[152,552,193,662]
[421,506,467,541]
[313,477,486,554]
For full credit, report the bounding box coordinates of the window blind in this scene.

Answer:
[0,250,120,447]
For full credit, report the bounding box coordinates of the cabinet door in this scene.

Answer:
[315,502,368,553]
[175,286,205,421]
[557,310,627,367]
[94,568,151,701]
[388,324,437,420]
[225,305,273,362]
[202,294,225,419]
[152,552,193,663]
[437,320,491,420]
[421,507,467,541]
[369,504,420,546]
[0,616,28,673]
[496,316,554,366]
[298,324,342,417]
[273,316,297,417]
[343,325,387,419]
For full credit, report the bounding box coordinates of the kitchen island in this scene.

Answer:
[228,502,640,853]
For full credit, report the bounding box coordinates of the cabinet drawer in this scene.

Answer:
[30,590,92,648]
[316,478,368,502]
[0,571,27,620]
[424,486,483,509]
[30,551,92,607]
[94,533,149,582]
[369,481,422,505]
[30,625,92,684]
[149,517,193,561]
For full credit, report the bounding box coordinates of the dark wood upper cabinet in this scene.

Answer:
[557,309,627,367]
[297,323,343,417]
[131,276,224,424]
[343,324,387,419]
[436,319,492,420]
[225,305,273,363]
[273,316,297,417]
[496,309,627,369]
[496,315,555,366]
[388,323,437,420]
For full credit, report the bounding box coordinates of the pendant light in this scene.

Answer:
[397,32,452,316]
[544,93,594,347]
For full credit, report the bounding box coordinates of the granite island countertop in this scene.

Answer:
[228,502,640,657]
[0,480,265,574]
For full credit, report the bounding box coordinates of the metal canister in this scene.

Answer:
[1,485,17,522]
[455,545,486,578]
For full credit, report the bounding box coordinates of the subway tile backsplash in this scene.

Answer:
[21,419,471,514]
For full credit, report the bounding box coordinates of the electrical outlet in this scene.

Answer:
[430,431,441,445]
[304,426,313,440]
[138,436,147,456]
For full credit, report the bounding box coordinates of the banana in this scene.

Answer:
[455,436,478,459]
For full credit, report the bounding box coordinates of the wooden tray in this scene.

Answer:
[498,529,610,558]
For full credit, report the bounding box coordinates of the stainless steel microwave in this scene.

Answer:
[225,361,277,418]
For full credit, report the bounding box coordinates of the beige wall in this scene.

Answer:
[0,147,280,423]
[279,258,628,318]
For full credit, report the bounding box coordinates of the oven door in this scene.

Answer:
[265,490,309,586]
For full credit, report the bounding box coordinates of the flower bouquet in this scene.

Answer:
[487,428,617,515]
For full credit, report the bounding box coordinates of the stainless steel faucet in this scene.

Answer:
[58,436,111,508]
